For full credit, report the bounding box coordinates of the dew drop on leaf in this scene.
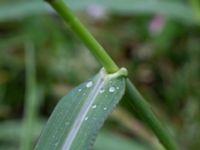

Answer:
[99,89,105,93]
[109,86,115,93]
[86,81,93,88]
[92,105,97,109]
[84,117,88,121]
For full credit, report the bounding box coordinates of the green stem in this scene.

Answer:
[46,0,119,73]
[125,79,178,150]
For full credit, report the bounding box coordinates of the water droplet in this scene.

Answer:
[92,105,96,109]
[103,107,107,110]
[99,89,105,93]
[109,86,115,93]
[84,116,88,121]
[86,81,93,88]
[83,93,86,96]
[116,87,119,90]
[78,88,82,92]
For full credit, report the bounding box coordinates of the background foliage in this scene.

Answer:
[0,0,200,149]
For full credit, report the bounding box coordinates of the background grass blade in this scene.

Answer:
[35,68,127,150]
[94,130,151,150]
[0,1,47,22]
[20,42,40,150]
[0,0,197,24]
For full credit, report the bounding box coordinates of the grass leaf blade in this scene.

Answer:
[0,0,197,24]
[35,68,127,150]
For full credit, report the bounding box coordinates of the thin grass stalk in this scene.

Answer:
[20,41,38,150]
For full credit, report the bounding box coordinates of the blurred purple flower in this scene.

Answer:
[149,15,166,36]
[86,4,106,20]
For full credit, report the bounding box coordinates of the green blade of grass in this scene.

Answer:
[94,130,151,150]
[20,42,39,150]
[0,0,197,24]
[35,68,127,150]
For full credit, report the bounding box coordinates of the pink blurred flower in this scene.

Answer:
[149,15,166,36]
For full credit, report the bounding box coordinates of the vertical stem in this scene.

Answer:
[20,42,38,150]
[46,0,119,73]
[125,79,178,150]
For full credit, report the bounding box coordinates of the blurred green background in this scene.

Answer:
[0,0,200,150]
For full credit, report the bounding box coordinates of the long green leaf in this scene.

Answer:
[35,68,127,150]
[0,0,197,24]
[20,42,38,150]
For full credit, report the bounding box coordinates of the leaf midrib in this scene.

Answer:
[62,72,106,150]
